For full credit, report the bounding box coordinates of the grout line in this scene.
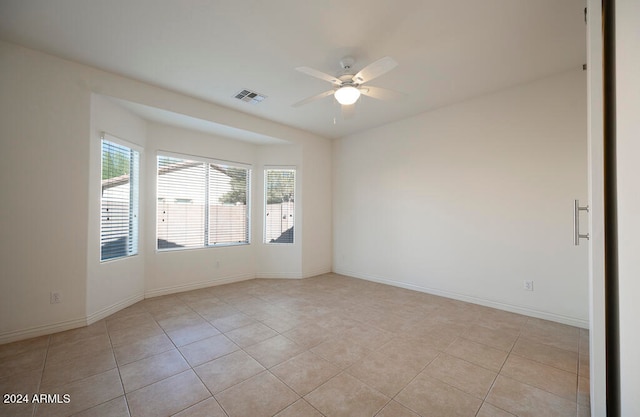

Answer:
[473,321,524,417]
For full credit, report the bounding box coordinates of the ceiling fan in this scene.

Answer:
[293,56,399,114]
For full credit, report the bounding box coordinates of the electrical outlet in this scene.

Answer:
[50,291,62,304]
[524,281,534,291]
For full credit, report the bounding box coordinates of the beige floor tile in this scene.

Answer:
[41,347,116,390]
[109,322,164,347]
[501,354,577,401]
[395,373,482,417]
[197,303,241,321]
[35,368,124,417]
[0,370,41,417]
[0,347,46,378]
[404,326,460,351]
[106,303,147,320]
[521,319,579,353]
[445,337,508,372]
[140,296,184,315]
[579,329,590,355]
[208,312,257,332]
[314,314,360,334]
[513,337,578,373]
[311,336,372,369]
[423,354,497,399]
[282,323,335,349]
[106,312,157,333]
[462,325,518,351]
[166,322,221,347]
[364,313,408,334]
[0,369,41,393]
[0,335,49,360]
[119,349,190,393]
[258,312,305,333]
[46,333,112,365]
[194,350,265,393]
[215,371,299,417]
[173,397,227,417]
[186,298,225,314]
[338,324,393,350]
[0,275,591,417]
[304,372,389,417]
[375,400,421,417]
[274,399,323,417]
[579,353,590,378]
[476,402,516,417]
[244,335,305,368]
[578,376,590,406]
[486,375,577,417]
[156,311,207,332]
[149,304,195,321]
[474,310,528,334]
[50,321,108,346]
[346,350,422,397]
[113,333,176,366]
[224,322,278,348]
[271,351,340,396]
[178,334,239,367]
[376,337,439,369]
[73,395,130,417]
[126,370,210,417]
[578,401,591,417]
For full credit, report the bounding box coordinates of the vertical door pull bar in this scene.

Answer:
[574,199,590,245]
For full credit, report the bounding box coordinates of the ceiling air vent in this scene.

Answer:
[234,89,267,104]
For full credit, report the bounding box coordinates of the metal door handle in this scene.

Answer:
[574,199,590,245]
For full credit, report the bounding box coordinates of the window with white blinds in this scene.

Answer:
[265,168,295,244]
[157,154,250,250]
[100,138,139,261]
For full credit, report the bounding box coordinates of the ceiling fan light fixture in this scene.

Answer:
[334,86,361,105]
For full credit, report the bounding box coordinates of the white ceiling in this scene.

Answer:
[0,0,586,140]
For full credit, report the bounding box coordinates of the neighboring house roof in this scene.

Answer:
[102,160,234,191]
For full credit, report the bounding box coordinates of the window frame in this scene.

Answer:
[99,133,141,263]
[264,166,296,245]
[156,151,252,252]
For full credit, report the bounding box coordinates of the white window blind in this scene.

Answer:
[157,154,250,250]
[101,138,139,261]
[265,168,295,244]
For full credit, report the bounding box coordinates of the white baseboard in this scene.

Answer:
[86,293,145,325]
[0,316,89,345]
[144,273,255,298]
[255,266,332,279]
[334,268,589,329]
[301,266,332,279]
[255,271,303,279]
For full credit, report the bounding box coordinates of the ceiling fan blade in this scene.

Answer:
[352,56,398,84]
[292,90,335,107]
[341,103,356,119]
[295,67,342,86]
[359,86,403,101]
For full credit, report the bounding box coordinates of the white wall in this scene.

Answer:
[0,41,332,343]
[87,95,147,322]
[0,42,90,340]
[301,138,333,278]
[616,0,640,413]
[334,70,589,327]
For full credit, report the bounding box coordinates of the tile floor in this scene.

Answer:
[0,274,591,417]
